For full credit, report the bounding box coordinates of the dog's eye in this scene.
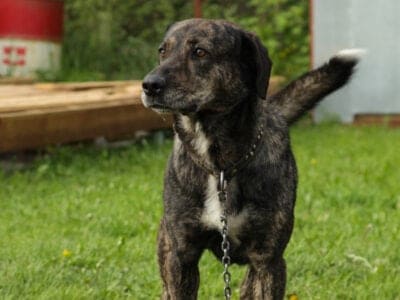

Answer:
[158,47,166,56]
[194,48,207,58]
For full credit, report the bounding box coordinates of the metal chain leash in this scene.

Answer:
[218,171,232,300]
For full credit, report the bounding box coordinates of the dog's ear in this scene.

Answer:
[241,32,272,99]
[165,22,176,34]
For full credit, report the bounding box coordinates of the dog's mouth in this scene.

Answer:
[141,92,173,113]
[142,92,201,115]
[148,103,174,114]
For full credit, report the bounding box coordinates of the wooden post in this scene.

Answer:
[194,0,202,18]
[308,0,314,69]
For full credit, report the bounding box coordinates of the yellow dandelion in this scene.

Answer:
[310,158,317,165]
[288,293,299,300]
[62,249,72,258]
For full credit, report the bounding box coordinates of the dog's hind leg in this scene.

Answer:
[157,218,202,300]
[240,257,286,300]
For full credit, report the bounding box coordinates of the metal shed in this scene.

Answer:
[311,0,400,124]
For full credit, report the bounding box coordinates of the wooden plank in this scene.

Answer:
[0,84,142,113]
[0,103,172,152]
[0,85,46,99]
[0,81,140,104]
[269,76,286,91]
[353,114,400,127]
[0,77,35,85]
[34,80,140,92]
[0,81,138,99]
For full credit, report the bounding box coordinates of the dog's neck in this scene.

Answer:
[174,96,263,172]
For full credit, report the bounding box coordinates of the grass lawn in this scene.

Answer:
[1,124,399,299]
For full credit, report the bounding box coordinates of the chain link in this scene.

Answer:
[218,171,231,300]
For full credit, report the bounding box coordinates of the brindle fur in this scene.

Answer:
[141,19,360,299]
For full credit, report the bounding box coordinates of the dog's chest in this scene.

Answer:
[200,175,248,240]
[178,116,248,239]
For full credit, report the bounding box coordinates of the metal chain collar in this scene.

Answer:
[173,121,265,182]
[218,171,231,300]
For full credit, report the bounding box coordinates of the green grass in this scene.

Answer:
[1,124,399,299]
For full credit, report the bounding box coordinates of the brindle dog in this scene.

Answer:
[141,19,362,299]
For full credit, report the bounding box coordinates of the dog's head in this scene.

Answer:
[141,19,272,114]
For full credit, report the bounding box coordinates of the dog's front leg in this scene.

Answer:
[157,218,202,300]
[240,208,293,300]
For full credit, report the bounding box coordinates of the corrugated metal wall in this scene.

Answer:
[312,0,400,123]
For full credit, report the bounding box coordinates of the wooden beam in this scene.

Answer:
[34,80,140,92]
[0,103,172,152]
[194,0,202,18]
[353,114,400,127]
[0,88,141,114]
[309,0,314,69]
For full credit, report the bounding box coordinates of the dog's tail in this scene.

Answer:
[269,49,365,125]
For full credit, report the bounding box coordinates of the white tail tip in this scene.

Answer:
[335,48,367,62]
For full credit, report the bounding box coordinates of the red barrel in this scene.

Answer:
[0,0,64,78]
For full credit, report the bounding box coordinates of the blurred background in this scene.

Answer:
[0,0,312,153]
[0,0,310,81]
[60,0,309,81]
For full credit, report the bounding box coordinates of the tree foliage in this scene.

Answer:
[61,0,309,81]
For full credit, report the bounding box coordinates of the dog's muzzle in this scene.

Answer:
[142,74,166,97]
[141,74,172,112]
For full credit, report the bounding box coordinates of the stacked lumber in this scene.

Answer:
[0,81,172,152]
[353,114,400,127]
[0,77,285,153]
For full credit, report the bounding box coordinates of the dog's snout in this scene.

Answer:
[142,74,166,96]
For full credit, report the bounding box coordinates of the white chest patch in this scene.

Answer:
[179,116,247,241]
[180,116,211,160]
[192,122,210,157]
[201,175,248,242]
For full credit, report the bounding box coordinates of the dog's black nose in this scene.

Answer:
[142,74,166,96]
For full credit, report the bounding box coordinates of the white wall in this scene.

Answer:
[312,0,400,122]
